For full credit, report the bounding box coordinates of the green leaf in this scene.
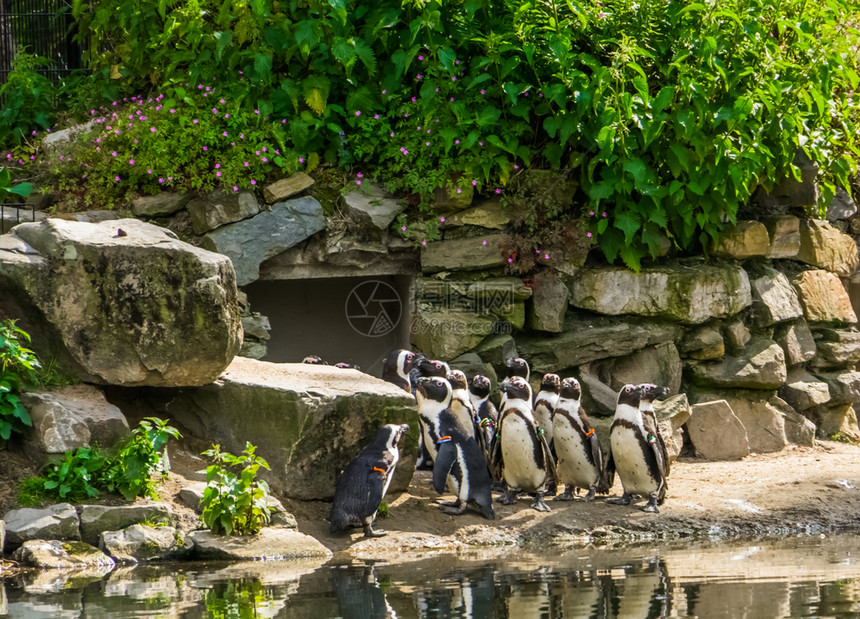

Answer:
[614,210,641,242]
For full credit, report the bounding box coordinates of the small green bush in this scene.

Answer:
[0,319,40,444]
[42,446,109,501]
[103,417,181,501]
[200,443,273,537]
[0,51,55,146]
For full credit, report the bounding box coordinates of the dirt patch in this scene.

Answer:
[3,438,859,564]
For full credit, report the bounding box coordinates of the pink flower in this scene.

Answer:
[390,132,394,137]
[355,110,361,116]
[250,179,256,185]
[299,157,305,163]
[356,179,362,185]
[455,139,460,144]
[456,188,462,194]
[193,119,199,124]
[212,108,218,114]
[215,163,221,169]
[111,151,117,157]
[587,232,592,237]
[440,216,446,222]
[244,161,249,167]
[451,76,457,81]
[374,114,379,119]
[262,157,268,163]
[382,89,386,94]
[233,186,239,191]
[602,211,607,217]
[216,171,222,177]
[507,257,513,263]
[170,109,175,113]
[150,127,156,132]
[223,131,228,136]
[115,175,121,181]
[203,146,208,151]
[159,177,165,183]
[401,226,407,231]
[472,180,477,186]
[129,159,134,165]
[422,240,427,246]
[495,188,501,194]
[357,172,363,178]
[481,89,485,95]
[147,169,152,174]
[254,109,259,114]
[482,240,488,245]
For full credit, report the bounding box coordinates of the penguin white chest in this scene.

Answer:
[501,416,546,491]
[554,415,598,487]
[611,426,657,495]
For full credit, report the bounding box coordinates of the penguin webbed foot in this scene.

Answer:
[553,488,574,501]
[436,499,460,507]
[606,492,633,506]
[531,493,552,512]
[583,487,597,502]
[497,490,518,505]
[439,501,468,515]
[640,494,660,513]
[362,524,387,538]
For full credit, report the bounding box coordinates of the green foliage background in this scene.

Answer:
[6,0,860,268]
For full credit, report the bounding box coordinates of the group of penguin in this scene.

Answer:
[329,349,672,538]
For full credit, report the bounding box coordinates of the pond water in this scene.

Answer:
[2,533,860,618]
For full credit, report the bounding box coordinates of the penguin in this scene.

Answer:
[381,349,418,393]
[432,405,495,520]
[638,383,671,478]
[533,373,561,446]
[491,376,557,511]
[468,374,499,465]
[414,357,451,470]
[447,370,479,434]
[501,357,530,411]
[335,362,361,370]
[605,384,667,513]
[415,376,453,465]
[552,377,608,501]
[329,423,410,537]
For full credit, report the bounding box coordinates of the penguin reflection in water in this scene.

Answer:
[329,424,410,537]
[605,384,668,513]
[418,377,495,520]
[492,376,558,512]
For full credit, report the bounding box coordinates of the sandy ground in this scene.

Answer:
[2,438,859,564]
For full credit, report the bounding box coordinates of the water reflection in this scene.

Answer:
[2,535,860,618]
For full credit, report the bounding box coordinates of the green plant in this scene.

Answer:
[0,319,40,444]
[0,51,56,147]
[199,442,273,537]
[41,446,109,501]
[17,476,48,507]
[103,417,181,501]
[0,167,32,202]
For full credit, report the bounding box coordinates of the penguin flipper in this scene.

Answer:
[588,432,610,494]
[604,448,616,491]
[537,429,558,486]
[658,434,671,478]
[432,443,458,495]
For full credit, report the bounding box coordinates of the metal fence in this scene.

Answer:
[0,0,81,86]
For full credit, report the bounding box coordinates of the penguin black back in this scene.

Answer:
[381,349,417,393]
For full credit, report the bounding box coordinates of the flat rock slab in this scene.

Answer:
[3,503,80,551]
[568,263,752,324]
[687,337,787,389]
[167,358,418,500]
[762,215,800,259]
[691,390,787,454]
[79,503,173,545]
[750,266,804,325]
[132,192,191,217]
[100,524,193,564]
[343,185,406,231]
[792,270,858,324]
[796,219,860,276]
[264,173,315,204]
[13,540,115,570]
[187,190,260,235]
[202,196,326,286]
[0,218,242,387]
[421,234,508,273]
[189,527,332,561]
[712,220,770,259]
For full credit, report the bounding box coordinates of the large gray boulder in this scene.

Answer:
[687,400,750,460]
[3,503,80,551]
[0,218,242,387]
[806,403,860,440]
[749,266,804,325]
[421,234,508,273]
[762,215,800,259]
[166,358,417,500]
[770,396,816,447]
[22,384,129,454]
[654,394,692,462]
[568,263,752,324]
[779,367,831,411]
[342,184,406,232]
[79,503,174,545]
[687,337,787,390]
[711,221,770,259]
[597,342,682,396]
[691,390,787,453]
[678,325,725,360]
[189,528,331,561]
[518,317,682,374]
[186,190,261,235]
[809,328,860,369]
[13,540,115,570]
[527,270,569,333]
[810,371,860,406]
[202,196,326,286]
[774,320,817,366]
[796,219,860,276]
[131,191,192,218]
[100,524,193,564]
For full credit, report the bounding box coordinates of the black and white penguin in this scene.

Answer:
[500,357,530,411]
[432,405,495,520]
[468,374,499,467]
[381,349,418,393]
[491,376,557,511]
[533,373,561,446]
[552,377,607,501]
[605,384,667,513]
[335,362,361,370]
[415,376,453,465]
[413,358,451,470]
[329,423,410,537]
[302,355,328,364]
[447,370,479,434]
[638,383,671,478]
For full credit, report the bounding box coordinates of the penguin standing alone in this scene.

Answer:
[329,423,410,537]
[605,384,668,512]
[491,376,557,511]
[552,377,607,501]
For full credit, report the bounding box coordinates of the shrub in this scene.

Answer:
[0,51,56,146]
[103,417,181,501]
[41,446,109,501]
[200,442,273,537]
[0,319,40,444]
[43,0,860,266]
